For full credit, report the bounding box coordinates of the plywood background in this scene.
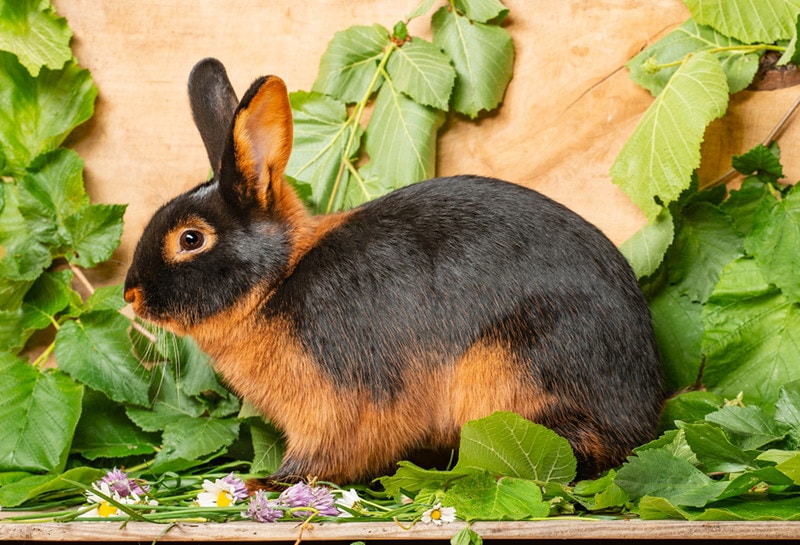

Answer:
[51,0,800,288]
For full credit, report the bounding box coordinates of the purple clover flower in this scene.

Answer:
[279,482,339,517]
[99,468,149,498]
[245,490,283,523]
[219,472,249,502]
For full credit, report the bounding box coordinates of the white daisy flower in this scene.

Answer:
[421,502,456,525]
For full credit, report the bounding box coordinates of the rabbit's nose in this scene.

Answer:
[124,286,141,306]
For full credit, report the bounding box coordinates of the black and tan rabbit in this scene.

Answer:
[124,58,663,486]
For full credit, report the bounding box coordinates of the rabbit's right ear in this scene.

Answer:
[188,58,239,179]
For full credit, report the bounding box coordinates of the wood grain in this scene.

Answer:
[2,518,800,541]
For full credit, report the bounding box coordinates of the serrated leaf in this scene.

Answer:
[0,353,83,473]
[62,203,126,268]
[456,411,577,484]
[721,178,772,237]
[638,495,692,520]
[611,51,729,221]
[684,0,800,43]
[0,184,51,286]
[361,79,444,190]
[702,258,800,406]
[247,417,285,474]
[125,361,206,432]
[311,24,389,104]
[443,471,549,521]
[745,185,800,302]
[732,143,784,180]
[615,449,728,507]
[432,6,513,118]
[660,390,723,431]
[378,460,465,499]
[455,0,509,23]
[286,90,361,213]
[649,287,704,391]
[667,202,744,302]
[0,52,96,176]
[0,0,73,76]
[620,207,674,279]
[628,19,759,97]
[386,38,455,110]
[696,497,800,521]
[70,388,158,460]
[54,310,151,407]
[775,452,800,484]
[152,415,239,471]
[704,405,787,450]
[680,421,757,473]
[775,380,800,437]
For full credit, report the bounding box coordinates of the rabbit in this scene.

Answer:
[124,58,663,487]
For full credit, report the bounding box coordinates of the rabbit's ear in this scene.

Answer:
[188,58,239,179]
[221,75,293,212]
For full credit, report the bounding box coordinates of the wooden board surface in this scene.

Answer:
[49,0,800,289]
[3,518,800,542]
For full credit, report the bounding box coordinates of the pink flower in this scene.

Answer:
[244,490,283,523]
[279,482,339,517]
[99,468,149,498]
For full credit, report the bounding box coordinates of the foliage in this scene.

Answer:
[615,1,800,403]
[4,0,800,540]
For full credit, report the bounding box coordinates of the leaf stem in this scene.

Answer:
[324,41,399,214]
[651,44,784,72]
[31,341,56,369]
[69,262,95,296]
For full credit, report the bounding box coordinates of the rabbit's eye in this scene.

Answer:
[179,230,205,251]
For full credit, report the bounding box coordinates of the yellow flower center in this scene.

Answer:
[98,501,118,517]
[430,508,442,520]
[217,491,232,507]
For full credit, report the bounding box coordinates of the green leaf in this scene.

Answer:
[628,19,759,96]
[443,471,549,521]
[659,390,723,432]
[620,207,674,279]
[125,362,207,431]
[0,52,96,176]
[611,51,729,221]
[701,258,800,406]
[667,202,744,302]
[775,452,800,484]
[1,269,73,354]
[151,416,239,471]
[432,6,514,118]
[649,287,704,391]
[455,0,509,23]
[0,353,83,473]
[0,184,52,286]
[312,24,389,104]
[450,527,483,545]
[360,79,444,190]
[745,184,800,302]
[684,0,800,43]
[386,38,455,110]
[378,460,466,499]
[721,178,772,237]
[62,203,126,268]
[70,388,158,460]
[286,90,361,213]
[0,466,103,508]
[247,416,285,475]
[638,495,692,520]
[704,405,787,450]
[680,421,757,473]
[697,497,800,520]
[456,411,577,484]
[775,380,800,437]
[732,143,784,181]
[0,0,73,76]
[54,310,151,407]
[614,448,729,507]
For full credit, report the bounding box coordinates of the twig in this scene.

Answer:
[703,91,800,189]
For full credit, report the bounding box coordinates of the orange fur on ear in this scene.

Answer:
[232,76,293,209]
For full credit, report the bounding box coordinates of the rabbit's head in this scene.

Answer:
[124,59,305,332]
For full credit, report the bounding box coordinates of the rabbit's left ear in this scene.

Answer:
[188,58,239,179]
[221,75,293,212]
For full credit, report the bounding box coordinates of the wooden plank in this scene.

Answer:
[2,519,800,541]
